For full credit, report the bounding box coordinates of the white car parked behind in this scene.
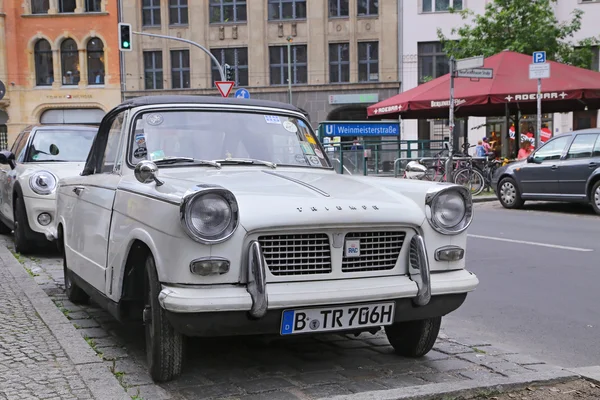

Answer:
[0,125,97,253]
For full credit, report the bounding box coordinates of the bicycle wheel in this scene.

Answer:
[454,168,485,196]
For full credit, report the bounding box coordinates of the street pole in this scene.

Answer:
[447,56,456,183]
[286,36,293,104]
[536,78,542,147]
[132,31,225,81]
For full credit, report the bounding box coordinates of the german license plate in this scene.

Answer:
[280,302,395,335]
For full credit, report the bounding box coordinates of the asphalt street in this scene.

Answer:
[444,200,600,369]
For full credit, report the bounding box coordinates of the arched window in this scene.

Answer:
[87,38,105,85]
[61,39,80,85]
[34,39,54,86]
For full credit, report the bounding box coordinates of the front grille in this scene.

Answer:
[259,234,332,276]
[342,231,406,272]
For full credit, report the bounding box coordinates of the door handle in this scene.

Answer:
[589,162,597,169]
[72,186,84,196]
[551,165,558,170]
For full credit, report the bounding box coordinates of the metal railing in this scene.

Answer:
[393,155,493,179]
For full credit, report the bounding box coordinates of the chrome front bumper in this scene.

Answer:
[158,234,478,315]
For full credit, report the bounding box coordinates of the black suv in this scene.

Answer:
[492,129,600,215]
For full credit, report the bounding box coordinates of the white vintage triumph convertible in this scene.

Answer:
[49,95,479,382]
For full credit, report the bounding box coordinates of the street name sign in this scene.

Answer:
[215,81,235,97]
[234,88,250,98]
[529,63,550,79]
[455,55,484,71]
[533,51,546,64]
[456,68,493,79]
[321,122,400,137]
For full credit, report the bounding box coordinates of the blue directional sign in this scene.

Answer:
[533,51,546,64]
[321,122,400,137]
[234,88,250,99]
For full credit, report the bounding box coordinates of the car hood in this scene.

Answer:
[21,162,85,179]
[120,167,428,231]
[493,159,527,180]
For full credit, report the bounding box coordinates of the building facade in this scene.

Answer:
[1,0,122,146]
[121,0,399,127]
[399,0,600,156]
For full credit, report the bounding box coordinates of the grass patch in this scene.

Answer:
[472,347,487,354]
[9,249,25,264]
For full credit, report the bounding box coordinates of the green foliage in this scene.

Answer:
[437,0,599,69]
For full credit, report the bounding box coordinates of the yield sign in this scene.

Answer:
[215,81,235,97]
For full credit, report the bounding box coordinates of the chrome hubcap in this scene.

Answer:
[500,182,517,205]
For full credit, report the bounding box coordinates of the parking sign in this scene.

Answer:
[533,51,546,64]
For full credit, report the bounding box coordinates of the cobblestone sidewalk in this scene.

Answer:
[0,244,129,400]
[0,237,577,400]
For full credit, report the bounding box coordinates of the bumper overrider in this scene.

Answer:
[158,234,479,337]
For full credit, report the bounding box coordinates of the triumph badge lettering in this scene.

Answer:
[280,302,396,335]
[296,205,380,212]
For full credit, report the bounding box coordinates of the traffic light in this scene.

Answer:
[223,63,234,81]
[119,23,132,51]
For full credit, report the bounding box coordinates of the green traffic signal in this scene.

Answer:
[123,41,130,48]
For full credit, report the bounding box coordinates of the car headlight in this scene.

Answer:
[29,171,57,195]
[180,186,239,244]
[425,185,473,235]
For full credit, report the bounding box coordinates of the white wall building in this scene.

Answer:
[399,0,600,157]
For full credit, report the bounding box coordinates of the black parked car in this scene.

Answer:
[492,129,600,215]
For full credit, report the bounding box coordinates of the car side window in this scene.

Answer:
[12,131,31,163]
[593,135,600,158]
[566,134,599,160]
[101,113,126,173]
[533,136,571,162]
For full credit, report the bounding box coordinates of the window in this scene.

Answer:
[169,0,188,25]
[533,136,571,162]
[329,43,349,83]
[34,39,54,86]
[87,38,105,85]
[358,41,378,82]
[58,0,76,12]
[566,134,599,159]
[209,0,247,23]
[357,0,378,16]
[210,48,248,87]
[102,113,125,173]
[329,0,348,17]
[31,0,49,14]
[418,42,449,83]
[85,0,102,12]
[142,0,161,26]
[269,45,307,85]
[11,132,31,163]
[144,51,163,90]
[422,0,463,12]
[594,135,600,157]
[171,50,190,89]
[268,0,306,20]
[61,39,80,85]
[27,129,96,162]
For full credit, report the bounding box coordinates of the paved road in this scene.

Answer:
[445,201,600,369]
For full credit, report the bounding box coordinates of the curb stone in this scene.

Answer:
[322,369,578,400]
[568,366,600,385]
[0,245,130,400]
[473,196,498,203]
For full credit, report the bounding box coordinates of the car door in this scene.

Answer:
[65,111,128,293]
[517,135,572,196]
[558,133,599,198]
[0,130,31,222]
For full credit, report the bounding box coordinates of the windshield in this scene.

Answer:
[26,129,97,162]
[128,110,330,168]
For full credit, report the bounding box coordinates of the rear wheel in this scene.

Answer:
[13,195,33,254]
[385,317,441,357]
[454,168,485,195]
[61,230,89,304]
[591,180,600,215]
[144,253,184,382]
[498,177,524,209]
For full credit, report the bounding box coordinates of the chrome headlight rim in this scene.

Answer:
[29,171,58,196]
[179,185,239,245]
[425,184,473,235]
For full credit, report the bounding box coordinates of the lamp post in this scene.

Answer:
[286,36,293,104]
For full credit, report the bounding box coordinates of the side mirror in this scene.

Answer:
[134,160,163,186]
[527,154,540,164]
[0,150,16,169]
[49,144,60,156]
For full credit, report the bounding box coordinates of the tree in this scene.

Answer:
[437,0,599,69]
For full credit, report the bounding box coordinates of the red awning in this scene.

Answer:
[368,50,600,119]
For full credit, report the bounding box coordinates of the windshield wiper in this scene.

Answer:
[213,158,277,169]
[154,157,221,169]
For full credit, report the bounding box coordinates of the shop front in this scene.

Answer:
[486,114,554,159]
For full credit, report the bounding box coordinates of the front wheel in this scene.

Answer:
[13,195,33,254]
[144,254,184,382]
[454,168,485,196]
[385,317,441,357]
[498,177,524,209]
[590,180,600,215]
